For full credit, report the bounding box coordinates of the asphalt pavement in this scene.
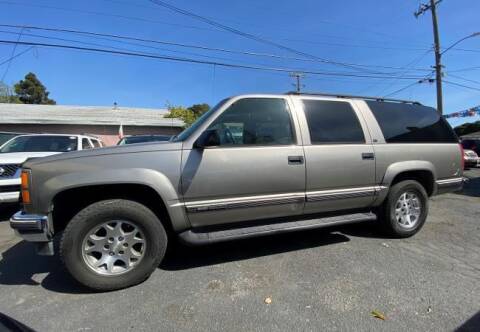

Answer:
[0,169,479,331]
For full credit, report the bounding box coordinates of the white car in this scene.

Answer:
[0,134,103,204]
[463,149,480,168]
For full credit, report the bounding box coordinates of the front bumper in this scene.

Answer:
[10,211,52,242]
[0,178,21,203]
[0,191,20,203]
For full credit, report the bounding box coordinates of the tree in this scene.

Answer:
[14,72,56,104]
[454,120,480,137]
[188,103,210,116]
[164,103,211,128]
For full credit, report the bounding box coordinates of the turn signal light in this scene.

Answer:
[20,170,31,204]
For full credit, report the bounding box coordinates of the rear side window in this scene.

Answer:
[366,101,457,143]
[302,100,365,144]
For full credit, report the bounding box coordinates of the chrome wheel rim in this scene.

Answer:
[81,220,146,275]
[394,191,422,229]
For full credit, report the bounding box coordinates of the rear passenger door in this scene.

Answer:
[293,97,377,214]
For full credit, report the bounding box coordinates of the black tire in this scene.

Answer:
[60,199,167,291]
[379,180,429,238]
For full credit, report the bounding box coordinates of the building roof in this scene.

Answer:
[0,103,184,127]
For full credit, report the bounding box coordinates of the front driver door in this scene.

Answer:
[181,97,306,228]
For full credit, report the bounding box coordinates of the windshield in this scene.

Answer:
[0,133,21,147]
[171,98,229,142]
[0,135,78,153]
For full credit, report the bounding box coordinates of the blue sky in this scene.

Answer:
[0,0,479,128]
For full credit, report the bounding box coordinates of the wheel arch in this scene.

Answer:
[375,161,436,205]
[46,170,189,234]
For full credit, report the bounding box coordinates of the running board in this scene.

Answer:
[179,212,376,246]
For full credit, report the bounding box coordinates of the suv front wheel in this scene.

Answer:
[379,180,429,238]
[60,199,167,291]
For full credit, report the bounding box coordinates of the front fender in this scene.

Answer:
[39,168,189,232]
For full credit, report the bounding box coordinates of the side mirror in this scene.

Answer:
[194,129,220,149]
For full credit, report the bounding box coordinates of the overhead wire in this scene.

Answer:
[0,39,429,81]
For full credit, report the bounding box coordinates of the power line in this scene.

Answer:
[443,80,480,92]
[446,73,480,86]
[0,24,435,74]
[0,45,34,66]
[376,49,433,95]
[0,29,429,78]
[0,39,429,80]
[1,26,24,82]
[383,77,433,97]
[147,0,385,74]
[447,66,480,73]
[0,0,219,33]
[0,29,269,65]
[0,24,357,66]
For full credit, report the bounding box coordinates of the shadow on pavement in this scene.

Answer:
[161,228,350,271]
[456,172,480,197]
[456,311,480,332]
[1,227,355,293]
[0,238,94,294]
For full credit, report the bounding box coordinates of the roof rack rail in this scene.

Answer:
[285,91,422,105]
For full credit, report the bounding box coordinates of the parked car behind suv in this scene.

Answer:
[463,149,480,168]
[0,134,103,204]
[10,93,463,291]
[461,138,480,156]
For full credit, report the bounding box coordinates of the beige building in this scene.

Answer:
[0,103,184,146]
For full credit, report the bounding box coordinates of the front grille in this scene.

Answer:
[0,164,21,178]
[0,185,20,193]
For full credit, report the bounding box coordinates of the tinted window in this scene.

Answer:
[82,138,92,149]
[302,100,365,144]
[0,136,78,153]
[366,101,458,143]
[207,98,294,146]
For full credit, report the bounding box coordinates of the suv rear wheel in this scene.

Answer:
[60,199,167,291]
[379,180,429,237]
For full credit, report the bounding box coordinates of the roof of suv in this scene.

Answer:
[285,91,421,105]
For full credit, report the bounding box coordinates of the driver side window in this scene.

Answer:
[207,98,294,146]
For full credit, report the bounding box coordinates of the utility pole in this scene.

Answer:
[289,72,305,93]
[415,0,443,114]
